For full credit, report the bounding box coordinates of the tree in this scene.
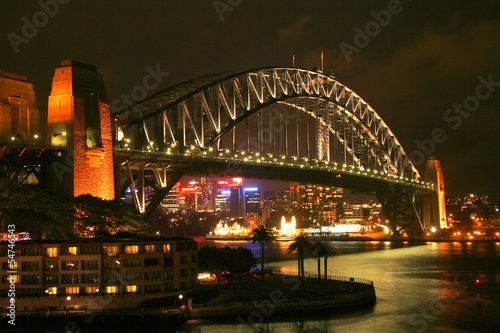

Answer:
[0,184,75,238]
[288,235,313,279]
[73,195,152,237]
[0,184,152,239]
[313,242,322,281]
[251,224,275,279]
[314,241,337,287]
[198,246,256,281]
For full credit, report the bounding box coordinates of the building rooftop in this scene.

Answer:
[0,233,195,245]
[0,70,28,82]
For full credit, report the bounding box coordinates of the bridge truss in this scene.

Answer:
[112,67,434,237]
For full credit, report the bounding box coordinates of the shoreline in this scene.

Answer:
[196,236,500,243]
[188,272,376,319]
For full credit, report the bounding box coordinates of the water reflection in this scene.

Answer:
[191,240,499,333]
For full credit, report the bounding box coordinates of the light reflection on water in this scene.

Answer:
[188,240,499,333]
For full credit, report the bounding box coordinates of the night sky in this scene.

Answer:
[1,1,499,199]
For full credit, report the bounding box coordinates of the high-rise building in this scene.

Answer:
[244,187,261,214]
[161,182,180,212]
[230,187,243,217]
[341,202,364,224]
[202,177,215,211]
[215,189,231,212]
[289,183,343,223]
[214,179,231,213]
[180,181,203,211]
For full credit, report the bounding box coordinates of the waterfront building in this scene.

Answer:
[0,234,198,310]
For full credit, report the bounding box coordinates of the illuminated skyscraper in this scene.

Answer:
[244,187,261,214]
[161,182,180,212]
[289,183,343,223]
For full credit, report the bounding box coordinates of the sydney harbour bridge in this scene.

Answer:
[0,61,446,238]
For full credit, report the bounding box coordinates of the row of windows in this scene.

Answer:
[2,260,100,271]
[1,273,99,285]
[1,242,195,257]
[1,267,197,286]
[1,256,190,272]
[0,280,197,298]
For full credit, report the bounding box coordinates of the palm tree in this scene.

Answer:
[251,225,275,279]
[315,241,337,287]
[312,242,323,281]
[287,235,313,279]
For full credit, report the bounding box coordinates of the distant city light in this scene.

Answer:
[244,187,258,192]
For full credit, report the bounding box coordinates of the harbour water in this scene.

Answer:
[187,239,499,333]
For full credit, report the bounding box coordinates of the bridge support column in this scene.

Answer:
[423,157,447,230]
[45,60,114,200]
[377,190,424,238]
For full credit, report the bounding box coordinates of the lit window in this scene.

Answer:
[124,245,138,254]
[46,247,58,258]
[144,245,156,253]
[163,244,171,253]
[68,247,78,255]
[106,286,118,294]
[126,285,137,293]
[86,287,97,294]
[7,275,19,283]
[47,287,57,295]
[103,246,118,256]
[66,287,79,294]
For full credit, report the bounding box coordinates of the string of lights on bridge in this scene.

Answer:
[116,139,435,191]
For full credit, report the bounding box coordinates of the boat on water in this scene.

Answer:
[274,236,295,241]
[204,235,252,241]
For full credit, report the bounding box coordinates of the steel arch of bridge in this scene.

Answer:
[114,67,419,181]
[112,67,430,236]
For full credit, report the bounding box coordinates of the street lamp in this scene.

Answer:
[65,295,71,312]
